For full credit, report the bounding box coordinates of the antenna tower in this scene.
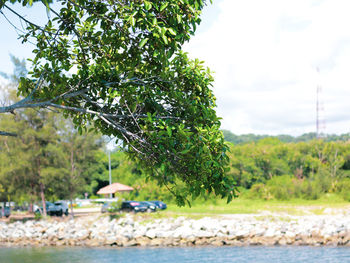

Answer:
[316,68,326,139]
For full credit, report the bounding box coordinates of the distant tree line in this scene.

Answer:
[225,137,350,201]
[222,130,350,145]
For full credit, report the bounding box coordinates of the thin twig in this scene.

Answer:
[3,4,60,36]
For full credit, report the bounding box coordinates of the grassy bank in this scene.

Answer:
[165,194,350,216]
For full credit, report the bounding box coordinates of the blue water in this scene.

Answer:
[1,246,350,263]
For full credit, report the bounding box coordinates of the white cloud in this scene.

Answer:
[184,0,350,135]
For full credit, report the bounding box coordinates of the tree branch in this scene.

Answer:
[2,4,60,36]
[0,131,17,137]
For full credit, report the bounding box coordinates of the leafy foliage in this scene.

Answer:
[0,0,234,205]
[226,138,350,201]
[0,103,103,204]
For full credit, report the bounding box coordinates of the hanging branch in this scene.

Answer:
[0,131,17,137]
[0,0,235,204]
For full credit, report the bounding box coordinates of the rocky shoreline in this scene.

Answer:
[1,213,350,247]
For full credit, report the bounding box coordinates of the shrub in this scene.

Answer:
[299,171,331,200]
[266,175,295,200]
[301,181,319,199]
[246,183,272,200]
[335,178,350,201]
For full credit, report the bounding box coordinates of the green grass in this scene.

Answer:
[165,194,350,216]
[81,194,350,219]
[97,194,350,223]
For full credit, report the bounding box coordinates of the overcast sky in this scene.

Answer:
[184,0,350,136]
[1,0,350,136]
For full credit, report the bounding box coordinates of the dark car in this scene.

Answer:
[149,201,167,210]
[120,201,148,213]
[140,201,157,212]
[0,207,10,218]
[54,201,69,216]
[35,201,60,216]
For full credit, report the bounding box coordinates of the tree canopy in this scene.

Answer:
[0,0,234,205]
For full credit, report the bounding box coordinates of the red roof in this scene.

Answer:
[97,183,134,195]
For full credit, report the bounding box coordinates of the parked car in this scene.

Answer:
[0,207,11,218]
[140,201,157,212]
[120,201,148,213]
[149,201,167,210]
[101,201,119,213]
[34,201,60,216]
[54,201,69,216]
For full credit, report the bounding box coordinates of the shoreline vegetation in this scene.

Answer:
[3,123,350,211]
[1,199,350,248]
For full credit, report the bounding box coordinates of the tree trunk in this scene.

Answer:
[29,184,35,213]
[332,149,339,178]
[69,197,74,218]
[69,142,75,218]
[40,182,47,216]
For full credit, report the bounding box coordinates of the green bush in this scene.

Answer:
[34,213,43,221]
[266,175,295,200]
[314,170,332,193]
[335,178,350,201]
[245,183,272,200]
[299,172,331,200]
[109,201,121,212]
[244,172,336,201]
[300,180,321,200]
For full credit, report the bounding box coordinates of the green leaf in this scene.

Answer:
[152,17,157,26]
[144,1,152,10]
[227,194,233,204]
[138,38,149,48]
[161,34,168,45]
[181,149,191,154]
[129,16,135,26]
[176,14,182,23]
[160,2,168,12]
[168,28,177,36]
[166,126,172,137]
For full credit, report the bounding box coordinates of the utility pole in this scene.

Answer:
[316,68,326,139]
[108,150,112,199]
[316,85,321,138]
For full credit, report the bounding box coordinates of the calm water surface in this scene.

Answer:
[1,246,350,263]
